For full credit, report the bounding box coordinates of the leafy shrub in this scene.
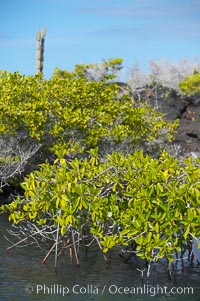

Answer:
[1,149,200,264]
[73,57,123,81]
[1,61,200,269]
[179,72,200,95]
[0,67,178,188]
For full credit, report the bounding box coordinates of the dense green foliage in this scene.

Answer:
[1,150,200,262]
[179,72,200,95]
[0,59,199,267]
[0,68,177,159]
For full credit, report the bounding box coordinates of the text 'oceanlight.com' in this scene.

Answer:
[24,283,194,297]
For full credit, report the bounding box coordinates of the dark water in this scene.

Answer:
[0,214,200,301]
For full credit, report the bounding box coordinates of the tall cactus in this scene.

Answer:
[36,28,46,74]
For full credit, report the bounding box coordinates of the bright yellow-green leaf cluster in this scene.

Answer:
[1,150,200,262]
[0,61,187,265]
[0,69,178,160]
[179,72,200,94]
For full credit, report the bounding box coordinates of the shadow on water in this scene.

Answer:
[0,214,200,301]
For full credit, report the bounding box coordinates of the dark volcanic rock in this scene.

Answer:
[175,119,200,153]
[134,86,200,155]
[148,89,187,121]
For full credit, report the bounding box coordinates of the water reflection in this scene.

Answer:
[0,215,199,301]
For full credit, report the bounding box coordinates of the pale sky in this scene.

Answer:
[1,0,200,78]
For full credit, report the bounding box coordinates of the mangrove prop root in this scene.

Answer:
[72,230,80,267]
[69,247,73,263]
[41,242,56,265]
